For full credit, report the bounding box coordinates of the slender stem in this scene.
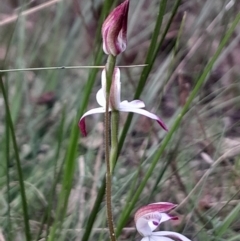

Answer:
[0,75,31,241]
[110,111,119,173]
[104,54,116,241]
[106,55,116,92]
[105,171,116,241]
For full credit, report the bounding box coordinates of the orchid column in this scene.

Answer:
[102,1,129,240]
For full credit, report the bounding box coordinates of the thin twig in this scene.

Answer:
[0,64,147,73]
[0,0,62,27]
[63,227,136,233]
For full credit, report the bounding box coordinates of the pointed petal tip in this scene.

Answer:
[124,0,130,8]
[157,120,168,131]
[170,215,179,220]
[78,118,87,137]
[119,107,168,131]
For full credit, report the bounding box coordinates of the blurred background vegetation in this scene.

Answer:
[1,0,240,240]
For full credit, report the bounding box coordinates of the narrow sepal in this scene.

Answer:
[78,107,105,136]
[119,107,168,131]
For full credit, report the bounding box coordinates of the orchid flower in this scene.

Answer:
[78,68,167,136]
[135,202,192,241]
[102,0,129,56]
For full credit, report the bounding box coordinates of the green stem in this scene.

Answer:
[105,171,116,241]
[105,54,117,241]
[110,111,119,173]
[0,75,31,241]
[106,55,116,92]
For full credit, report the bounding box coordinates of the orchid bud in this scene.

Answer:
[102,0,129,56]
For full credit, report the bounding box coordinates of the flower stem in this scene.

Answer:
[105,55,116,92]
[105,54,116,241]
[110,111,119,173]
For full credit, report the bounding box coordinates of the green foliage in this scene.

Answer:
[1,0,240,241]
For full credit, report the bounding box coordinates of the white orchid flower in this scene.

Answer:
[135,202,192,241]
[79,68,167,136]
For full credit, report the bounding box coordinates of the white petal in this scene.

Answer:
[117,29,127,52]
[136,217,154,236]
[118,107,168,131]
[80,107,106,119]
[102,68,121,110]
[151,236,174,241]
[109,68,121,109]
[120,99,145,108]
[153,231,192,241]
[103,43,108,55]
[78,107,106,136]
[141,237,151,241]
[96,89,106,107]
[159,213,177,224]
[141,236,174,241]
[101,69,107,99]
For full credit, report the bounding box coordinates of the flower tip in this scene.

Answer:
[170,215,179,220]
[123,0,130,9]
[78,118,87,137]
[157,120,168,131]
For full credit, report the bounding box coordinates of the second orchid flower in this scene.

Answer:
[135,202,192,241]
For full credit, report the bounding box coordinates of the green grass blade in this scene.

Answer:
[47,120,78,241]
[144,0,167,66]
[229,234,240,241]
[82,179,106,241]
[1,18,18,241]
[5,79,12,241]
[35,107,66,241]
[215,201,240,237]
[48,12,106,240]
[118,0,181,155]
[0,75,31,241]
[115,11,240,236]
